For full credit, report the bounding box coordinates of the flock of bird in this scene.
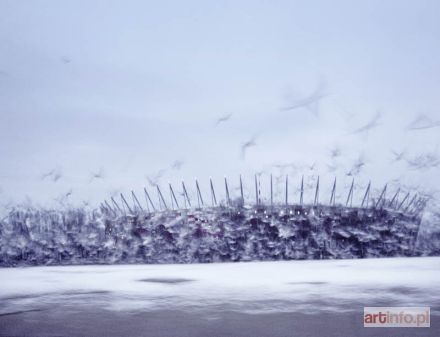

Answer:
[24,79,439,209]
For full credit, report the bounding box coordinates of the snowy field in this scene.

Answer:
[1,257,440,314]
[0,257,439,336]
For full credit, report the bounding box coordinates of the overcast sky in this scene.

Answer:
[1,0,439,209]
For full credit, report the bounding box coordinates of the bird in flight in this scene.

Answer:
[89,168,105,183]
[307,162,316,171]
[346,156,366,176]
[351,111,381,135]
[61,56,71,64]
[171,160,184,170]
[146,168,167,187]
[281,81,328,116]
[240,136,257,160]
[215,113,232,126]
[406,152,440,170]
[329,146,341,159]
[41,169,62,182]
[406,114,440,131]
[391,150,406,163]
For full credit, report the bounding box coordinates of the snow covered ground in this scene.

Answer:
[1,257,439,315]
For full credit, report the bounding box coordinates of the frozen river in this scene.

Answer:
[0,257,439,336]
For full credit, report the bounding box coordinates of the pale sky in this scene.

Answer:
[1,0,439,209]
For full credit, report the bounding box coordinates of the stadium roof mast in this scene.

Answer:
[375,184,387,209]
[404,194,418,212]
[100,202,109,213]
[270,174,273,208]
[345,179,354,207]
[314,176,320,206]
[120,193,133,214]
[144,187,156,212]
[397,192,410,211]
[111,197,123,214]
[169,184,179,210]
[224,177,231,207]
[254,174,259,206]
[285,175,288,207]
[389,188,400,208]
[210,178,217,207]
[131,191,144,213]
[195,179,204,208]
[239,175,244,205]
[299,175,304,206]
[361,181,371,208]
[258,176,262,205]
[330,178,337,206]
[182,181,191,208]
[156,185,168,211]
[104,200,116,216]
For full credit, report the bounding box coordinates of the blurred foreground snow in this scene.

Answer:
[0,257,439,315]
